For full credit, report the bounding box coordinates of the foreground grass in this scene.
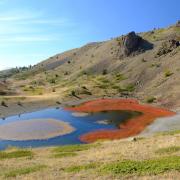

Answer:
[155,146,180,154]
[65,163,98,173]
[4,165,46,178]
[53,143,99,158]
[100,156,180,176]
[53,152,77,158]
[65,156,180,176]
[0,150,33,160]
[0,133,179,179]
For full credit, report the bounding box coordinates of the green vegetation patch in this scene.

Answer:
[164,70,173,77]
[54,144,98,153]
[54,152,77,158]
[53,143,99,158]
[119,84,135,93]
[4,165,46,178]
[157,130,180,136]
[0,150,33,160]
[100,156,180,176]
[146,96,156,103]
[155,146,180,155]
[64,156,180,176]
[65,163,98,173]
[114,73,126,81]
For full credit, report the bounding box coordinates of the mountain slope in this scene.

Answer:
[3,22,180,110]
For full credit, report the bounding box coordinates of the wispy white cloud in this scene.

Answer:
[0,7,78,68]
[0,35,58,43]
[0,10,43,22]
[0,9,75,41]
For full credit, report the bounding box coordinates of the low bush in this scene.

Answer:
[146,97,156,103]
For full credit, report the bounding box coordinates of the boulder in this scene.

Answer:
[122,31,142,56]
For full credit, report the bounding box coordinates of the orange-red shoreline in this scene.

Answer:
[66,99,175,143]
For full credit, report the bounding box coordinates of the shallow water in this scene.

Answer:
[0,107,140,150]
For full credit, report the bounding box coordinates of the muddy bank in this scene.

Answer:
[0,119,75,141]
[0,95,101,119]
[140,113,180,137]
[66,98,175,143]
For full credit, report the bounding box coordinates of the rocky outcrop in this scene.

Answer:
[118,31,153,58]
[176,20,180,27]
[122,31,142,56]
[156,39,180,57]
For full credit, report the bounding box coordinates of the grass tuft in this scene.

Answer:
[157,130,180,136]
[4,165,46,178]
[155,146,180,154]
[53,152,77,158]
[0,150,33,160]
[53,143,99,158]
[65,163,98,173]
[53,144,98,153]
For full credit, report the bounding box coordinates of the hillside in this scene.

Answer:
[0,22,180,115]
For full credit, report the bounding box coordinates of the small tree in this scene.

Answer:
[102,69,108,75]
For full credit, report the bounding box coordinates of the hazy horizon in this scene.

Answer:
[0,0,180,70]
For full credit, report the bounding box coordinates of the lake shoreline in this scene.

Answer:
[0,96,178,143]
[66,98,175,143]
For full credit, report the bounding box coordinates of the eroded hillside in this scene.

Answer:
[1,22,180,111]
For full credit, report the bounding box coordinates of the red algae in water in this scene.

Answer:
[66,99,175,143]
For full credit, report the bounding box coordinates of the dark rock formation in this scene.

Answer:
[176,20,180,27]
[156,39,180,57]
[118,31,153,58]
[122,31,142,56]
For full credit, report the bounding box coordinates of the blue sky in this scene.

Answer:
[0,0,179,70]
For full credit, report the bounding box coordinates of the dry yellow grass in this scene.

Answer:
[0,133,180,179]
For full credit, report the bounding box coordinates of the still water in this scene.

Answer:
[0,107,140,150]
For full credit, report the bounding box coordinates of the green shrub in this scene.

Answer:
[102,69,108,75]
[120,84,135,92]
[48,78,56,84]
[164,70,173,77]
[115,73,126,81]
[146,97,156,103]
[1,101,7,107]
